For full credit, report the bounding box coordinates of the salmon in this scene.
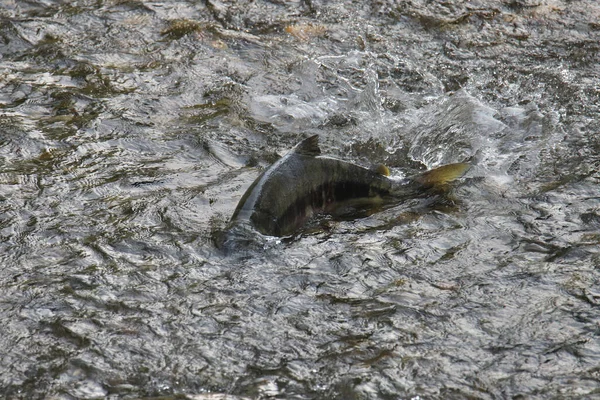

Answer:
[227,135,469,238]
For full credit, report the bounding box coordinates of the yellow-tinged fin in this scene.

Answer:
[414,163,470,187]
[374,164,390,176]
[293,134,321,156]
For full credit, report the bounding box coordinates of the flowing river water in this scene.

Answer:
[1,1,599,399]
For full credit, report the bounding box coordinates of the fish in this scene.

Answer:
[226,134,469,239]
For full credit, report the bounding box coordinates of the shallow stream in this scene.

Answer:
[1,1,599,399]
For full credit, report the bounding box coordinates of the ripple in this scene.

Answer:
[1,0,600,399]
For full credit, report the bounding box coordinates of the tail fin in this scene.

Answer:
[412,163,470,187]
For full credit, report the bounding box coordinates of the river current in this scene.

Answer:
[1,1,599,399]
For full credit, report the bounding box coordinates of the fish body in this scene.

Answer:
[228,135,469,238]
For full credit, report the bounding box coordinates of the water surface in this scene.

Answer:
[1,1,599,399]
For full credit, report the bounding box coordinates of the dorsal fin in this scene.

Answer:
[373,164,390,176]
[292,135,321,156]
